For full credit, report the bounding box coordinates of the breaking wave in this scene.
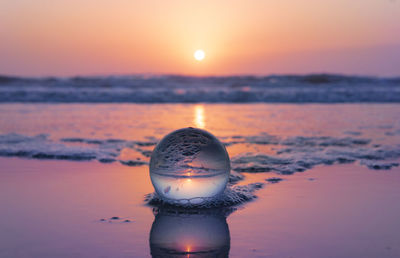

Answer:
[1,74,399,103]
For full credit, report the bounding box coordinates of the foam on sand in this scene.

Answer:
[1,132,399,175]
[145,182,264,208]
[1,130,400,208]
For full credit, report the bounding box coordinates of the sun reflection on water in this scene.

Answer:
[194,105,205,128]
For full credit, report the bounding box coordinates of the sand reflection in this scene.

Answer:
[149,207,230,257]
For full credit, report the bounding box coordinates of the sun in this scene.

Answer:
[194,49,205,61]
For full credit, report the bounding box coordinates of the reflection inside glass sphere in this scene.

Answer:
[149,207,231,257]
[149,127,230,205]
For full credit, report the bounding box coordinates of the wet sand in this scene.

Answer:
[1,157,400,257]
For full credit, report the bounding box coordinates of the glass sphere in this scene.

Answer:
[149,127,230,204]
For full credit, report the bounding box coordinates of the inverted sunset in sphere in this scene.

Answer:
[149,127,230,205]
[194,49,205,61]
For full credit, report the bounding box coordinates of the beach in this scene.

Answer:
[1,159,400,257]
[1,103,400,257]
[2,0,400,256]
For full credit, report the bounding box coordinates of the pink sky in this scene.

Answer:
[1,0,400,77]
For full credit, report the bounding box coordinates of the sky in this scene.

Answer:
[0,0,400,77]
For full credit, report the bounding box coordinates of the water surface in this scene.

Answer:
[0,103,400,257]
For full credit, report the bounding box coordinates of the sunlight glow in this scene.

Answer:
[194,50,205,61]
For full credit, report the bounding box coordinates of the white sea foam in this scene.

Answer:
[1,131,400,207]
[145,182,264,208]
[0,133,153,164]
[1,133,399,174]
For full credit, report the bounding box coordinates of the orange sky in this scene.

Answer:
[1,0,400,76]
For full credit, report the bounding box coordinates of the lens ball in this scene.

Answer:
[149,127,230,204]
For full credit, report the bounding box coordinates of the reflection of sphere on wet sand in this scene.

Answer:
[149,208,230,257]
[149,127,230,204]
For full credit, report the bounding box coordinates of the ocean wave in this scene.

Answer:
[0,74,399,103]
